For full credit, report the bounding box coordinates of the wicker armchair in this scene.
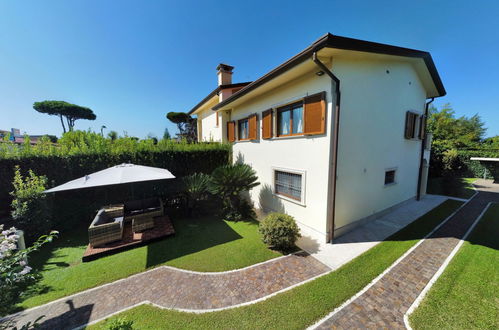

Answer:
[88,209,124,247]
[132,217,155,233]
[124,198,164,223]
[102,204,124,218]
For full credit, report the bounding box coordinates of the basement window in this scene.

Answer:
[384,169,396,185]
[274,168,305,203]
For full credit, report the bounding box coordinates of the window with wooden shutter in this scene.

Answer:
[405,111,418,139]
[262,109,273,139]
[418,115,425,140]
[248,114,258,140]
[238,119,249,140]
[227,121,235,142]
[277,102,303,136]
[303,92,326,135]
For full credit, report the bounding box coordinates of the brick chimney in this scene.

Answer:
[216,63,233,86]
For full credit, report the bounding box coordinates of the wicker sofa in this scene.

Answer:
[124,198,163,232]
[88,209,124,247]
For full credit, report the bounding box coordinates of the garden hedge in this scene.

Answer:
[430,148,499,178]
[0,147,231,218]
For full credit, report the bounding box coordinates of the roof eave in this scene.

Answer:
[213,34,446,110]
[188,82,253,115]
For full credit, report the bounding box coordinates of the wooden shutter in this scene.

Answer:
[262,109,273,139]
[418,115,425,140]
[227,121,235,142]
[405,112,412,138]
[405,111,417,139]
[248,114,258,140]
[304,91,326,135]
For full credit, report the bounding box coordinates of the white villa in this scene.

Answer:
[188,33,445,243]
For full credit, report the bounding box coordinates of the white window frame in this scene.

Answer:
[271,166,306,206]
[384,167,398,186]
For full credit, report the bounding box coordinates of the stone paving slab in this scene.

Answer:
[313,181,499,329]
[1,252,330,330]
[297,194,448,270]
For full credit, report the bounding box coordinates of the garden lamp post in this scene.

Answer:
[100,125,107,137]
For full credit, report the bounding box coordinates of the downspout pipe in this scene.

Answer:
[313,52,341,243]
[416,97,435,201]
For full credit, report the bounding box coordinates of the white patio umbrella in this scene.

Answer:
[44,163,175,193]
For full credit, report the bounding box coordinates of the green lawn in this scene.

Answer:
[17,216,281,311]
[409,203,499,330]
[427,177,477,199]
[88,200,463,330]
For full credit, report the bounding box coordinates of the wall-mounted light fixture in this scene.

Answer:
[316,71,325,76]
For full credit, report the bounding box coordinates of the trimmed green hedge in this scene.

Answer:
[0,146,231,219]
[430,148,499,178]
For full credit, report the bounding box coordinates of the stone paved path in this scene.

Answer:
[1,252,329,330]
[314,179,499,329]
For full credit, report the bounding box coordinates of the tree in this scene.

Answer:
[43,135,58,143]
[146,132,157,140]
[166,112,197,142]
[33,101,97,133]
[146,133,158,145]
[483,135,499,149]
[428,103,486,150]
[107,130,118,141]
[163,128,171,140]
[427,103,488,177]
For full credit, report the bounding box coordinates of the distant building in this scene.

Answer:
[0,128,48,145]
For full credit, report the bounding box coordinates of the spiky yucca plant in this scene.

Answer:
[208,163,259,221]
[183,173,211,214]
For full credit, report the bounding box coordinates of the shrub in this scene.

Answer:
[107,317,134,330]
[222,198,255,222]
[259,213,301,251]
[10,166,51,242]
[0,225,57,316]
[208,163,259,221]
[183,173,211,215]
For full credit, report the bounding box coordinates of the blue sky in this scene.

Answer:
[1,0,498,138]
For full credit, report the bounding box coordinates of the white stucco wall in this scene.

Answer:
[230,72,333,241]
[198,109,222,142]
[333,58,427,234]
[196,56,429,242]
